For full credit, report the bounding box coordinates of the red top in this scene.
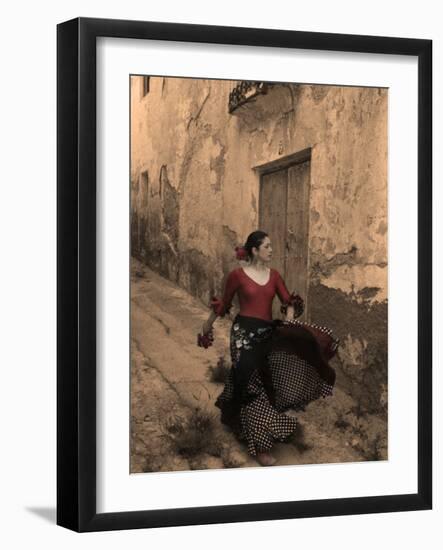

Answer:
[210,267,295,322]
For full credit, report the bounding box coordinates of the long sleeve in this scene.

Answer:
[210,269,240,317]
[274,270,292,304]
[274,270,303,317]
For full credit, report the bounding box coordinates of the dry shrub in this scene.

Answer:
[141,450,162,473]
[207,357,230,384]
[286,421,311,453]
[334,409,387,461]
[161,407,221,458]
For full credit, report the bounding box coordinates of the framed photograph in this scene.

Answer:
[57,17,432,532]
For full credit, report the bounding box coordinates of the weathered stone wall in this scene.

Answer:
[130,76,388,415]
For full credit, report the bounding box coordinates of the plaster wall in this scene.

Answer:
[130,76,388,415]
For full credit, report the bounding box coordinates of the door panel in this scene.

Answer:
[259,170,287,319]
[287,161,310,320]
[259,159,311,320]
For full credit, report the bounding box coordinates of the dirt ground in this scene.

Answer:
[130,258,387,473]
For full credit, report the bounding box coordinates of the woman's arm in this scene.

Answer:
[274,271,302,320]
[202,270,239,334]
[202,310,218,335]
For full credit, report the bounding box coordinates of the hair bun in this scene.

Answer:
[235,246,248,260]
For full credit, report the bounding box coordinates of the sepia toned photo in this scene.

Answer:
[130,75,388,473]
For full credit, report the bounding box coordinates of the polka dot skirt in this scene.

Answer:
[216,368,294,455]
[269,349,334,412]
[215,320,334,457]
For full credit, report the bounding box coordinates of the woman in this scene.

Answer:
[198,231,339,467]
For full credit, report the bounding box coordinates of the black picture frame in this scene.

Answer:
[57,17,432,532]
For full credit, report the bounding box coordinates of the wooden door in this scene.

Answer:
[286,162,310,320]
[259,160,311,320]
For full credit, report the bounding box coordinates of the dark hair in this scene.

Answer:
[243,230,269,261]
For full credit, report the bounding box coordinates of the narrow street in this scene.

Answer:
[130,258,370,473]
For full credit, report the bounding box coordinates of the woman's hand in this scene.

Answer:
[285,305,295,321]
[202,320,213,335]
[284,296,304,320]
[198,320,214,348]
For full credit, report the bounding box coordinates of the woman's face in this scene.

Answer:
[253,236,273,263]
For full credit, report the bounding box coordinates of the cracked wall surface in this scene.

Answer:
[130,76,388,414]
